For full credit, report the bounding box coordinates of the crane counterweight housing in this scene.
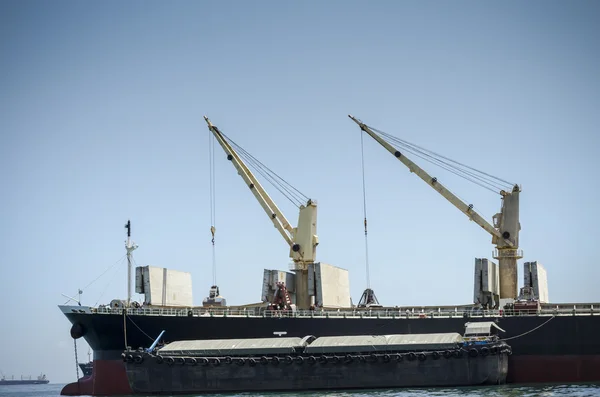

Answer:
[493,185,521,248]
[290,200,318,267]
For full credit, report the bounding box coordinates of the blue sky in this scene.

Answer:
[1,0,599,383]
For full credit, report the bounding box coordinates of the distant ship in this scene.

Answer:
[0,374,49,385]
[79,350,93,378]
[79,362,93,378]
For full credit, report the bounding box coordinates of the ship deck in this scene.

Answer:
[60,302,600,319]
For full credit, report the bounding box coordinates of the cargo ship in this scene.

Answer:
[0,374,49,385]
[59,300,600,396]
[59,116,600,396]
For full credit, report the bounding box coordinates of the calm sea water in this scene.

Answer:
[0,384,600,397]
[1,383,599,397]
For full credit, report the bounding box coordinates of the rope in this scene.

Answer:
[94,258,126,306]
[360,131,371,289]
[376,128,514,191]
[224,132,308,207]
[230,137,308,202]
[127,316,155,342]
[209,130,216,229]
[123,309,128,349]
[64,254,127,306]
[501,315,556,341]
[381,132,503,194]
[234,143,304,207]
[209,131,217,286]
[365,124,515,194]
[373,125,515,187]
[211,227,216,286]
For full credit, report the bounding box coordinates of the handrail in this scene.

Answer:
[86,304,598,319]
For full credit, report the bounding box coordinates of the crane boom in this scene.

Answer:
[349,115,522,299]
[205,116,294,247]
[349,115,512,247]
[204,116,318,309]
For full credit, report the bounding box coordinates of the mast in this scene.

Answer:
[125,220,138,306]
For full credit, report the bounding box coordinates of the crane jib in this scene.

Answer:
[347,115,517,250]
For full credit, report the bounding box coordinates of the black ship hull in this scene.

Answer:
[59,306,600,396]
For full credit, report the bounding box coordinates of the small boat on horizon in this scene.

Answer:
[0,373,49,385]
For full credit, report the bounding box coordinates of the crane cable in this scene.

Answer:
[360,130,371,289]
[224,133,308,208]
[368,125,515,194]
[209,131,217,286]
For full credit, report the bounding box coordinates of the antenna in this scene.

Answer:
[125,220,138,306]
[61,289,83,306]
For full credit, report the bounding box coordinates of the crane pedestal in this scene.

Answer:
[495,249,523,300]
[294,268,311,310]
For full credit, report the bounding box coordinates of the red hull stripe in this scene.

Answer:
[508,355,600,383]
[60,360,131,396]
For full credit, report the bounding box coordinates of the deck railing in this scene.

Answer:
[89,304,598,319]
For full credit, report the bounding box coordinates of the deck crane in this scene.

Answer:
[204,116,318,310]
[348,115,522,300]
